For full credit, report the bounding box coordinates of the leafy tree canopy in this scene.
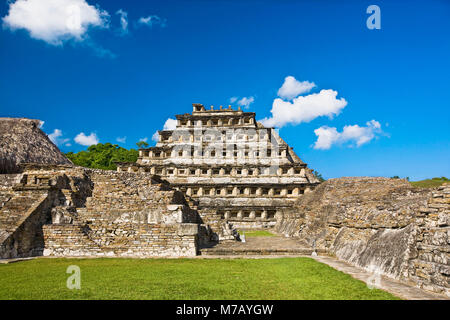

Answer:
[66,143,138,170]
[136,140,149,149]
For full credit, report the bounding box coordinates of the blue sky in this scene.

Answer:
[1,0,449,180]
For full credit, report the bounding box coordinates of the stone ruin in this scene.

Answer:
[0,107,448,297]
[0,107,320,259]
[117,103,320,231]
[0,165,205,258]
[276,177,449,296]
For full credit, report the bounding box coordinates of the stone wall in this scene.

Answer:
[411,184,449,294]
[275,178,449,297]
[43,223,198,257]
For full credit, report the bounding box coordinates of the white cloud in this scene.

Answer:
[74,132,99,146]
[277,76,316,100]
[2,0,109,46]
[237,96,255,109]
[260,89,347,128]
[116,136,126,143]
[137,15,166,28]
[139,137,148,143]
[152,118,177,142]
[151,132,159,142]
[48,129,62,143]
[230,96,255,109]
[313,120,382,150]
[48,129,70,146]
[38,120,45,129]
[163,118,177,130]
[115,9,128,35]
[259,76,347,128]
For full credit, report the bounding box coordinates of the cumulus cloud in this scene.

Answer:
[237,96,255,109]
[2,0,109,46]
[163,118,177,130]
[115,9,128,35]
[116,136,126,143]
[152,118,177,142]
[137,15,166,28]
[260,89,347,128]
[48,129,70,146]
[229,97,238,103]
[259,76,347,128]
[277,76,316,100]
[313,120,382,150]
[74,132,99,146]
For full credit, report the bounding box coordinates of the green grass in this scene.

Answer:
[238,229,276,237]
[0,258,399,300]
[410,177,448,188]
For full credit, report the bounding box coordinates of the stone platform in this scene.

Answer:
[200,235,314,256]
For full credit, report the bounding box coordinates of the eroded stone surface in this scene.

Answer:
[276,178,450,297]
[0,118,72,174]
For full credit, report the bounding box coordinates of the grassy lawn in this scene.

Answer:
[0,257,399,300]
[410,177,448,188]
[238,229,276,237]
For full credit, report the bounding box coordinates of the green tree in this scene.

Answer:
[312,170,325,182]
[136,140,149,149]
[66,143,138,170]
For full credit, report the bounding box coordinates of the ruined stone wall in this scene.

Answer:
[275,178,449,297]
[79,170,199,224]
[411,185,449,294]
[41,168,203,257]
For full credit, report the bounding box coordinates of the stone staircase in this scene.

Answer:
[0,174,20,211]
[0,191,48,237]
[0,194,12,211]
[0,188,52,259]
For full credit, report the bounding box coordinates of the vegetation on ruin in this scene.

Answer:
[410,177,449,188]
[0,258,399,300]
[65,143,138,170]
[312,170,325,182]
